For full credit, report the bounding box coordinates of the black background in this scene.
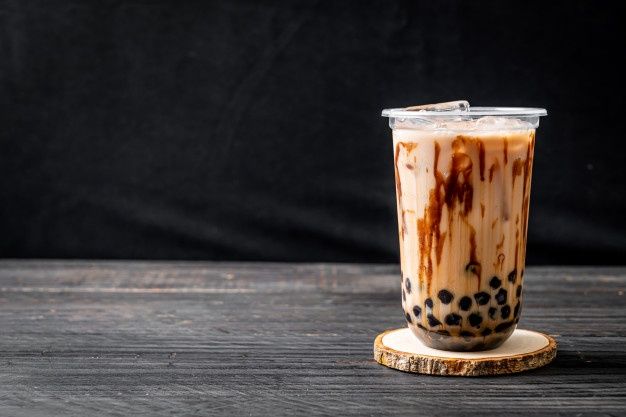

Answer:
[1,0,624,264]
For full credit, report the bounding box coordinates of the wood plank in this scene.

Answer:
[0,261,625,416]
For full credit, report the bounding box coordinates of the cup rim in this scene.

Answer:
[381,107,547,118]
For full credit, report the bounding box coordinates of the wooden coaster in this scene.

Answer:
[374,328,556,376]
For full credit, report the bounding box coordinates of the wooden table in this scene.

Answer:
[1,261,624,416]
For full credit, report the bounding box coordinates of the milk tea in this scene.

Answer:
[393,117,536,351]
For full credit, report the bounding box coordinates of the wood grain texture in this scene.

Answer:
[374,329,557,376]
[0,261,625,416]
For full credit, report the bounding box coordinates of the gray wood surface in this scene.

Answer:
[0,261,625,416]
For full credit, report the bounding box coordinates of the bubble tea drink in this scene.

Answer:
[382,102,546,351]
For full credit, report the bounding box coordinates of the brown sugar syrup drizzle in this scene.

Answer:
[394,132,535,296]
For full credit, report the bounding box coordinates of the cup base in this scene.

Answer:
[408,323,516,351]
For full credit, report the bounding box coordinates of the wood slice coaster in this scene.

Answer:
[374,328,556,376]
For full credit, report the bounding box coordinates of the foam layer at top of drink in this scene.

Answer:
[393,116,535,132]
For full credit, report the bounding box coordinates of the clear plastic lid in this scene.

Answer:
[382,107,547,118]
[382,104,547,131]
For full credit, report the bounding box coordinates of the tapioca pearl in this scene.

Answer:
[474,292,490,306]
[445,313,462,326]
[514,302,521,318]
[413,305,422,319]
[468,313,483,327]
[438,289,454,304]
[508,269,517,283]
[488,307,497,319]
[449,344,466,351]
[495,321,514,333]
[460,331,475,338]
[489,276,502,289]
[495,288,508,305]
[481,328,493,336]
[516,285,522,298]
[501,305,511,319]
[459,296,472,311]
[427,314,441,327]
[430,331,446,341]
[473,342,486,351]
[425,298,434,309]
[405,277,412,293]
[405,312,412,323]
[465,262,481,275]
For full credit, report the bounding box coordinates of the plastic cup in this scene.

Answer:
[382,106,546,351]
